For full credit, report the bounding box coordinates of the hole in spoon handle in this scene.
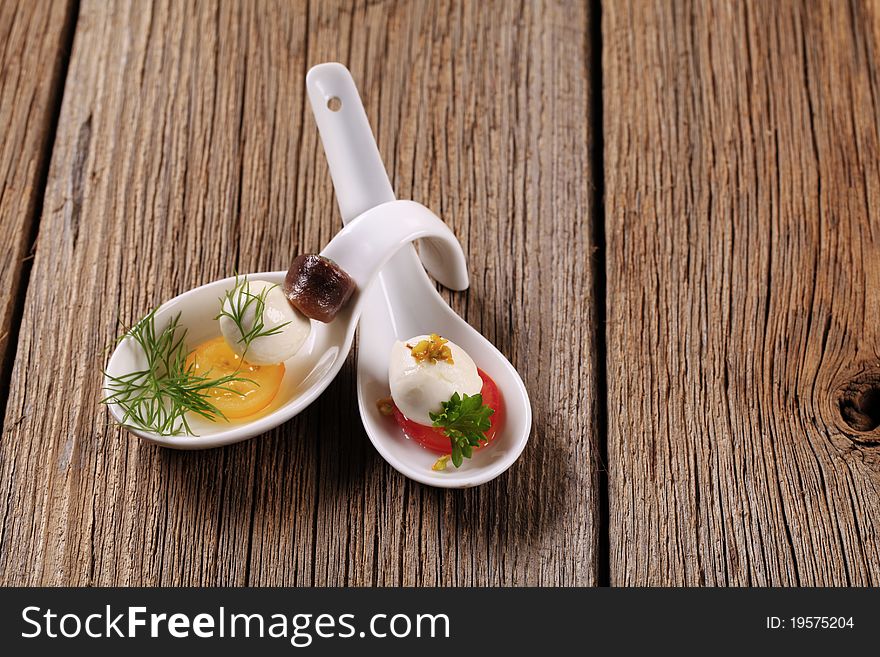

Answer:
[306,63,396,224]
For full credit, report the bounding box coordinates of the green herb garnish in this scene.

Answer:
[429,392,495,467]
[215,275,290,357]
[102,309,249,435]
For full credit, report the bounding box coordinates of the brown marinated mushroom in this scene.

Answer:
[283,254,356,323]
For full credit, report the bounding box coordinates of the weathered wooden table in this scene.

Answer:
[1,0,878,586]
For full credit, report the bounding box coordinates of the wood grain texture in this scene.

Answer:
[604,0,880,585]
[0,0,74,420]
[0,0,597,585]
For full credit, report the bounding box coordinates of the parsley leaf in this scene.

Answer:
[429,392,495,468]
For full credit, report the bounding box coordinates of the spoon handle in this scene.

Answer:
[306,63,395,223]
[320,200,469,292]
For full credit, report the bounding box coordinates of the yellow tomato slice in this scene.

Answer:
[185,336,285,419]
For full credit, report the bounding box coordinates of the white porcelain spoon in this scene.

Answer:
[103,199,467,449]
[306,63,532,487]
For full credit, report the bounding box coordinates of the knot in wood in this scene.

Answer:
[836,372,880,441]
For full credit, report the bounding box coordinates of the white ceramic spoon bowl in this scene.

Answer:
[307,63,532,487]
[355,250,533,487]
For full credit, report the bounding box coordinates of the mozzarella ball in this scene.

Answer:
[220,279,311,365]
[389,335,482,426]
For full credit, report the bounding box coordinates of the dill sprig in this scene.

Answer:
[215,275,290,356]
[102,309,250,436]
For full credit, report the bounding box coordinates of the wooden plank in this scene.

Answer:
[0,0,75,419]
[0,0,597,585]
[604,0,880,585]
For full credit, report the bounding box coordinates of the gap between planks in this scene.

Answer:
[0,0,80,435]
[588,0,611,589]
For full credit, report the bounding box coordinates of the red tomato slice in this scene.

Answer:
[392,369,504,454]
